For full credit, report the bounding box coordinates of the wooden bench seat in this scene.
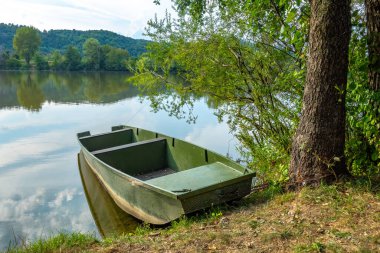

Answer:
[145,162,243,193]
[91,137,166,155]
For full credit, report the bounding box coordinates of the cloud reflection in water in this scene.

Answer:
[0,187,95,247]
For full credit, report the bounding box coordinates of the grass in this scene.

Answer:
[4,179,380,253]
[5,232,98,253]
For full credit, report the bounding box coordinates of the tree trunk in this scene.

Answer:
[289,0,351,187]
[366,0,380,91]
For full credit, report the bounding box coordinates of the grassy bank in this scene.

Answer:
[5,179,380,253]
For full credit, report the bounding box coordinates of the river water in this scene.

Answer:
[0,71,239,249]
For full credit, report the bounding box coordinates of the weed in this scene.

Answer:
[280,230,293,240]
[294,241,326,253]
[248,220,260,229]
[275,191,296,204]
[245,183,283,205]
[134,223,153,236]
[206,206,223,220]
[262,229,293,242]
[331,229,351,239]
[170,216,193,231]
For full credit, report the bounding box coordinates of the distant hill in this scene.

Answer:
[0,23,149,57]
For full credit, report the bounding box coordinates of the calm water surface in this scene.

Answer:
[0,71,239,249]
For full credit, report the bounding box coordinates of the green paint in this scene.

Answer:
[78,152,139,237]
[146,162,244,193]
[77,125,255,224]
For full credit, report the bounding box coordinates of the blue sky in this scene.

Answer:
[0,0,173,39]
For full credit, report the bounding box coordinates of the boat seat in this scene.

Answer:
[91,138,167,175]
[91,137,166,155]
[145,162,243,193]
[79,128,134,152]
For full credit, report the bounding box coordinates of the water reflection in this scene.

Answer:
[0,71,139,110]
[17,74,45,111]
[0,185,94,248]
[0,71,239,250]
[78,152,139,237]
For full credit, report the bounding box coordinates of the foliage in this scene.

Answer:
[49,50,64,70]
[2,29,133,71]
[5,56,22,70]
[0,50,10,68]
[40,29,148,57]
[0,23,148,57]
[345,3,380,177]
[1,23,139,71]
[132,0,309,181]
[12,26,41,65]
[104,46,129,71]
[139,0,379,181]
[81,39,130,71]
[33,53,49,70]
[0,23,21,51]
[63,45,82,71]
[83,38,104,70]
[0,51,21,70]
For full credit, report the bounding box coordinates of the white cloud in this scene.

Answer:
[0,0,174,38]
[48,188,77,208]
[0,187,96,249]
[0,188,46,221]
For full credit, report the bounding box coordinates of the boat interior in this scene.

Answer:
[78,127,249,193]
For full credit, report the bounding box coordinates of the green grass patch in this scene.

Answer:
[331,229,351,239]
[294,241,326,253]
[4,232,98,253]
[245,183,284,205]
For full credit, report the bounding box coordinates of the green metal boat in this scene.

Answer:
[78,151,139,237]
[77,125,255,224]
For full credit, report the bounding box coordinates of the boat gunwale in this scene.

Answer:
[78,127,132,140]
[77,126,256,200]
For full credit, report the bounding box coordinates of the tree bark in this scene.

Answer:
[365,0,380,91]
[289,0,351,187]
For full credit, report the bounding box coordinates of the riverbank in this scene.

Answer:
[5,179,380,252]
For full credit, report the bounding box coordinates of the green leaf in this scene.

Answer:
[286,10,296,23]
[371,152,379,161]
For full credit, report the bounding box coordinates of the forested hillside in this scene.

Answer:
[0,23,148,57]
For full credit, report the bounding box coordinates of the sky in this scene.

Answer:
[0,0,174,39]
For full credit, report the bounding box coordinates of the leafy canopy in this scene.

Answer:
[13,26,41,65]
[131,0,310,181]
[137,0,378,180]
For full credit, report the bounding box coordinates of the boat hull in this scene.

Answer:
[78,126,255,224]
[78,152,139,236]
[81,148,184,224]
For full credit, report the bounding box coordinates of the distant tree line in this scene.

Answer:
[0,23,149,57]
[0,26,132,71]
